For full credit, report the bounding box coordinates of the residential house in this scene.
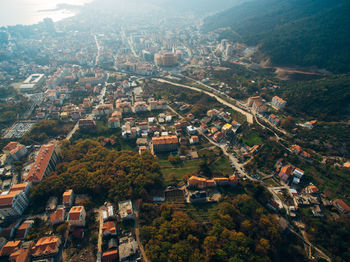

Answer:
[31,236,61,262]
[152,136,178,154]
[108,117,121,129]
[189,136,199,144]
[247,96,262,107]
[25,143,58,183]
[271,96,287,110]
[252,100,267,113]
[15,220,34,240]
[278,165,294,182]
[0,240,21,257]
[102,221,117,238]
[118,200,135,221]
[2,142,27,162]
[188,176,208,189]
[68,206,86,227]
[62,189,75,207]
[303,183,319,195]
[333,199,350,214]
[268,114,281,126]
[213,131,224,142]
[50,207,65,225]
[0,187,29,218]
[102,249,118,262]
[119,237,138,262]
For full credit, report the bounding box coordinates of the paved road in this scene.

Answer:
[96,207,104,262]
[133,200,149,262]
[94,35,101,66]
[155,78,254,124]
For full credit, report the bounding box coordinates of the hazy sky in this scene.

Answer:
[0,0,93,26]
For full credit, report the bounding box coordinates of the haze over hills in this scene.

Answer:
[84,0,244,16]
[203,0,350,73]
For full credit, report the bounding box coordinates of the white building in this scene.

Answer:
[0,187,29,218]
[118,200,135,221]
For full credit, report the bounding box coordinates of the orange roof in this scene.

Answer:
[189,176,207,183]
[214,177,230,183]
[50,208,64,224]
[62,189,73,204]
[0,240,21,256]
[343,162,350,168]
[152,135,178,145]
[13,248,30,262]
[291,144,302,152]
[280,165,294,175]
[25,144,56,182]
[9,183,28,193]
[229,175,239,183]
[206,180,216,187]
[0,191,19,208]
[102,249,118,261]
[333,199,350,212]
[3,142,20,152]
[102,221,116,235]
[68,206,84,221]
[273,96,286,103]
[15,221,33,240]
[31,236,61,257]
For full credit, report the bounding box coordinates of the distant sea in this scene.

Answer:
[0,0,93,27]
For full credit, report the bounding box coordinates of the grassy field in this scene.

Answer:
[159,158,201,185]
[242,132,263,146]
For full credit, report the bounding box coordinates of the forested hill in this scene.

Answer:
[202,0,350,73]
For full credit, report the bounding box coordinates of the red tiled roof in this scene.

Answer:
[50,208,64,224]
[25,144,56,182]
[102,249,118,261]
[102,221,116,235]
[68,206,84,221]
[62,190,73,204]
[9,248,30,262]
[15,221,33,239]
[31,236,61,257]
[3,142,20,152]
[0,240,21,256]
[333,199,350,212]
[9,183,28,193]
[273,96,286,103]
[152,135,178,145]
[0,191,18,208]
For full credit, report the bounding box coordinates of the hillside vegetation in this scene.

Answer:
[203,0,350,73]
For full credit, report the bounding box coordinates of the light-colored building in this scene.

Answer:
[18,74,45,92]
[108,117,121,129]
[25,143,58,183]
[154,52,177,67]
[118,200,135,221]
[2,142,27,162]
[152,135,178,154]
[119,236,138,262]
[0,186,29,218]
[271,96,287,110]
[68,206,86,227]
[252,100,267,113]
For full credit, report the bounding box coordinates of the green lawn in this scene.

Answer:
[160,159,201,185]
[212,156,233,176]
[242,133,263,146]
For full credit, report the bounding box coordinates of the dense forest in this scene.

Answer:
[203,0,350,73]
[275,74,350,121]
[30,139,163,209]
[139,192,307,262]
